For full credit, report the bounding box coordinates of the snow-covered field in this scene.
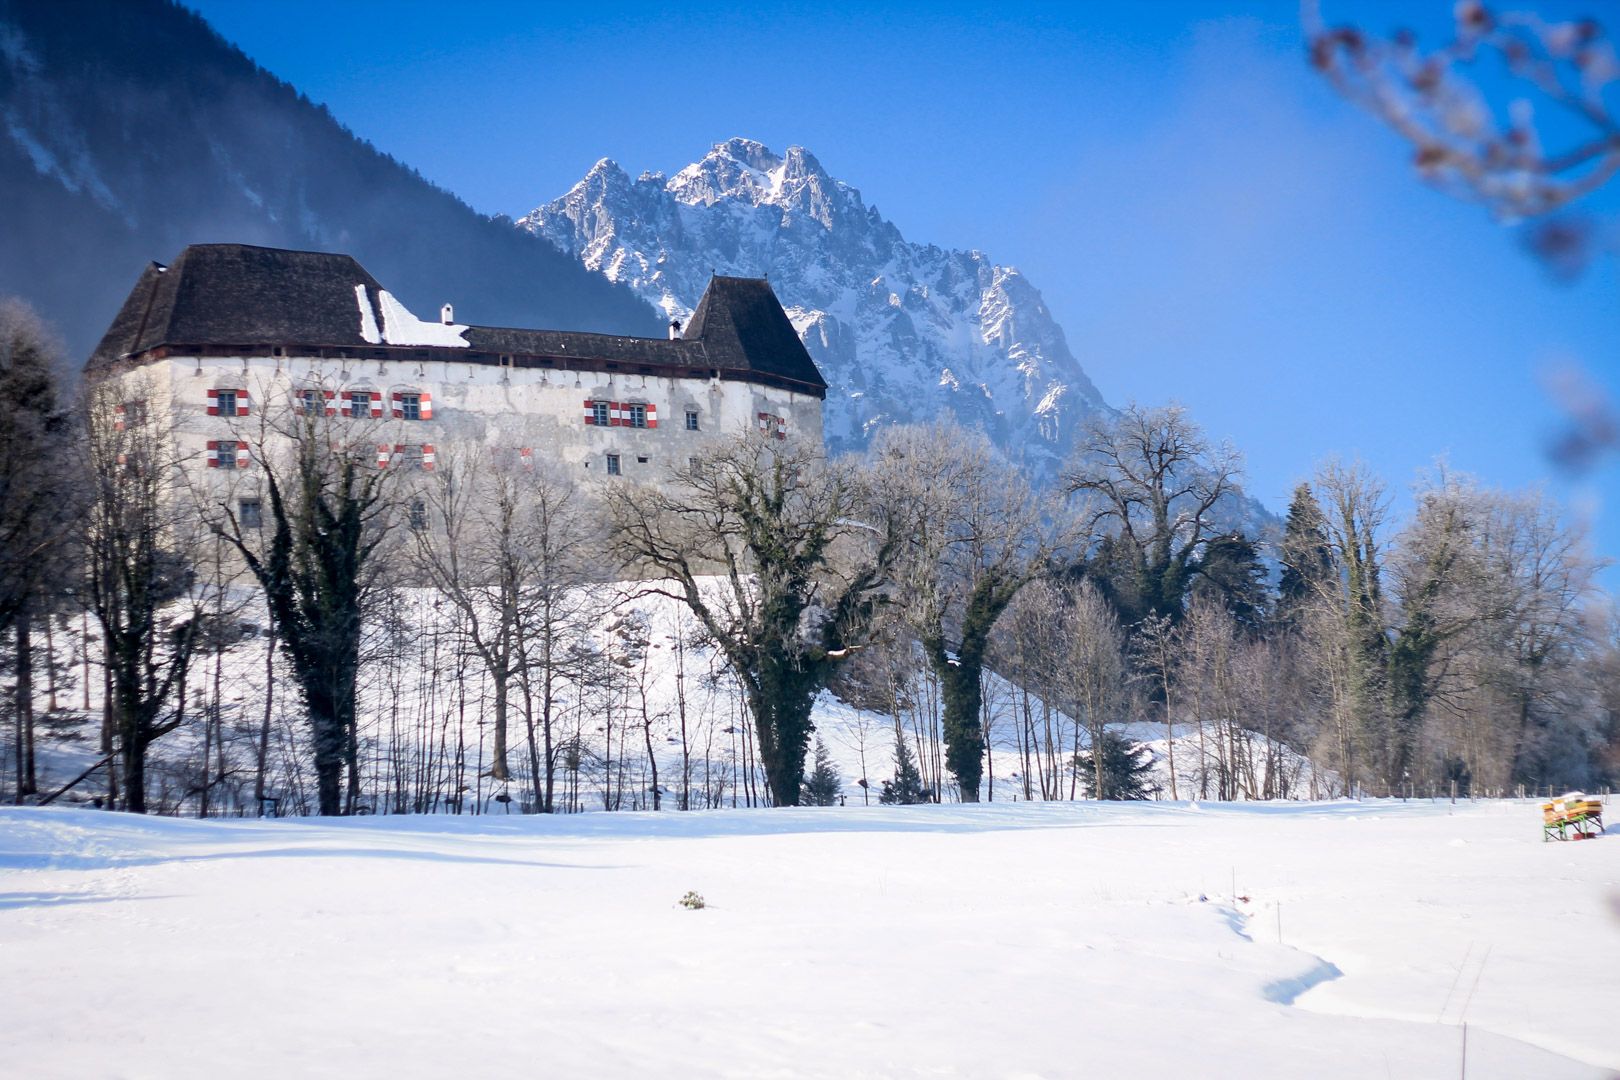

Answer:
[1,800,1614,1079]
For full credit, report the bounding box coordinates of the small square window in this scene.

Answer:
[605,453,621,476]
[636,455,649,464]
[239,499,263,529]
[685,410,700,431]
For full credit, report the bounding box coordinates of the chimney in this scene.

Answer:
[669,318,683,340]
[441,303,454,325]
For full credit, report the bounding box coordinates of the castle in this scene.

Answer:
[87,244,827,518]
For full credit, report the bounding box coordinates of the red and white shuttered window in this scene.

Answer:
[206,388,251,417]
[376,444,435,471]
[391,390,432,420]
[582,400,656,428]
[205,440,250,470]
[297,389,338,417]
[757,412,787,440]
[345,391,384,419]
[295,388,338,417]
[519,447,533,470]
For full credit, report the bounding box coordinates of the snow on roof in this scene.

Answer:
[355,284,381,345]
[374,289,467,349]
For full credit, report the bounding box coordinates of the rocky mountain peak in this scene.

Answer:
[518,140,1109,478]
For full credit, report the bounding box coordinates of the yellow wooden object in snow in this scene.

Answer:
[1541,794,1604,841]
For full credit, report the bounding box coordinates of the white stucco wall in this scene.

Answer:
[108,352,825,494]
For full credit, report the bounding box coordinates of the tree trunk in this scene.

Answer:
[124,732,147,814]
[489,671,510,782]
[17,606,35,796]
[255,625,275,815]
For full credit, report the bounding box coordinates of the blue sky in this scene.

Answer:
[190,0,1619,581]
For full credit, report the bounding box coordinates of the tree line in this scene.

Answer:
[2,298,1616,814]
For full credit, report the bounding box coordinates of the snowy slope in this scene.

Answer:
[520,139,1109,478]
[7,584,1307,818]
[1,801,1614,1079]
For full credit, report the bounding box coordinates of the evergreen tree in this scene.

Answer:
[0,299,73,800]
[879,729,930,805]
[1190,532,1269,633]
[1277,483,1333,627]
[800,737,843,806]
[1075,731,1156,800]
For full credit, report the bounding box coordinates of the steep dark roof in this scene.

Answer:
[87,245,826,396]
[682,276,826,390]
[88,244,387,367]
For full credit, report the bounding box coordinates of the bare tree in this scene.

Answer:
[1066,403,1243,625]
[1392,475,1601,792]
[1130,613,1182,800]
[1056,580,1127,801]
[1308,2,1619,225]
[1308,3,1620,469]
[607,433,900,806]
[84,376,203,812]
[216,391,398,816]
[409,446,595,805]
[1308,460,1391,793]
[868,422,1064,802]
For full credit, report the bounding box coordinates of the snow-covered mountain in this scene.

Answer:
[520,138,1108,476]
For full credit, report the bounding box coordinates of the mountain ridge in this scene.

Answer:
[521,137,1109,476]
[0,0,661,366]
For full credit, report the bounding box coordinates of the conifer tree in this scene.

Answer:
[801,738,843,806]
[879,728,930,805]
[1277,482,1333,627]
[0,299,73,800]
[1075,730,1156,800]
[1190,533,1269,633]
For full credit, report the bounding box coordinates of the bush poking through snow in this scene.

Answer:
[679,891,706,910]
